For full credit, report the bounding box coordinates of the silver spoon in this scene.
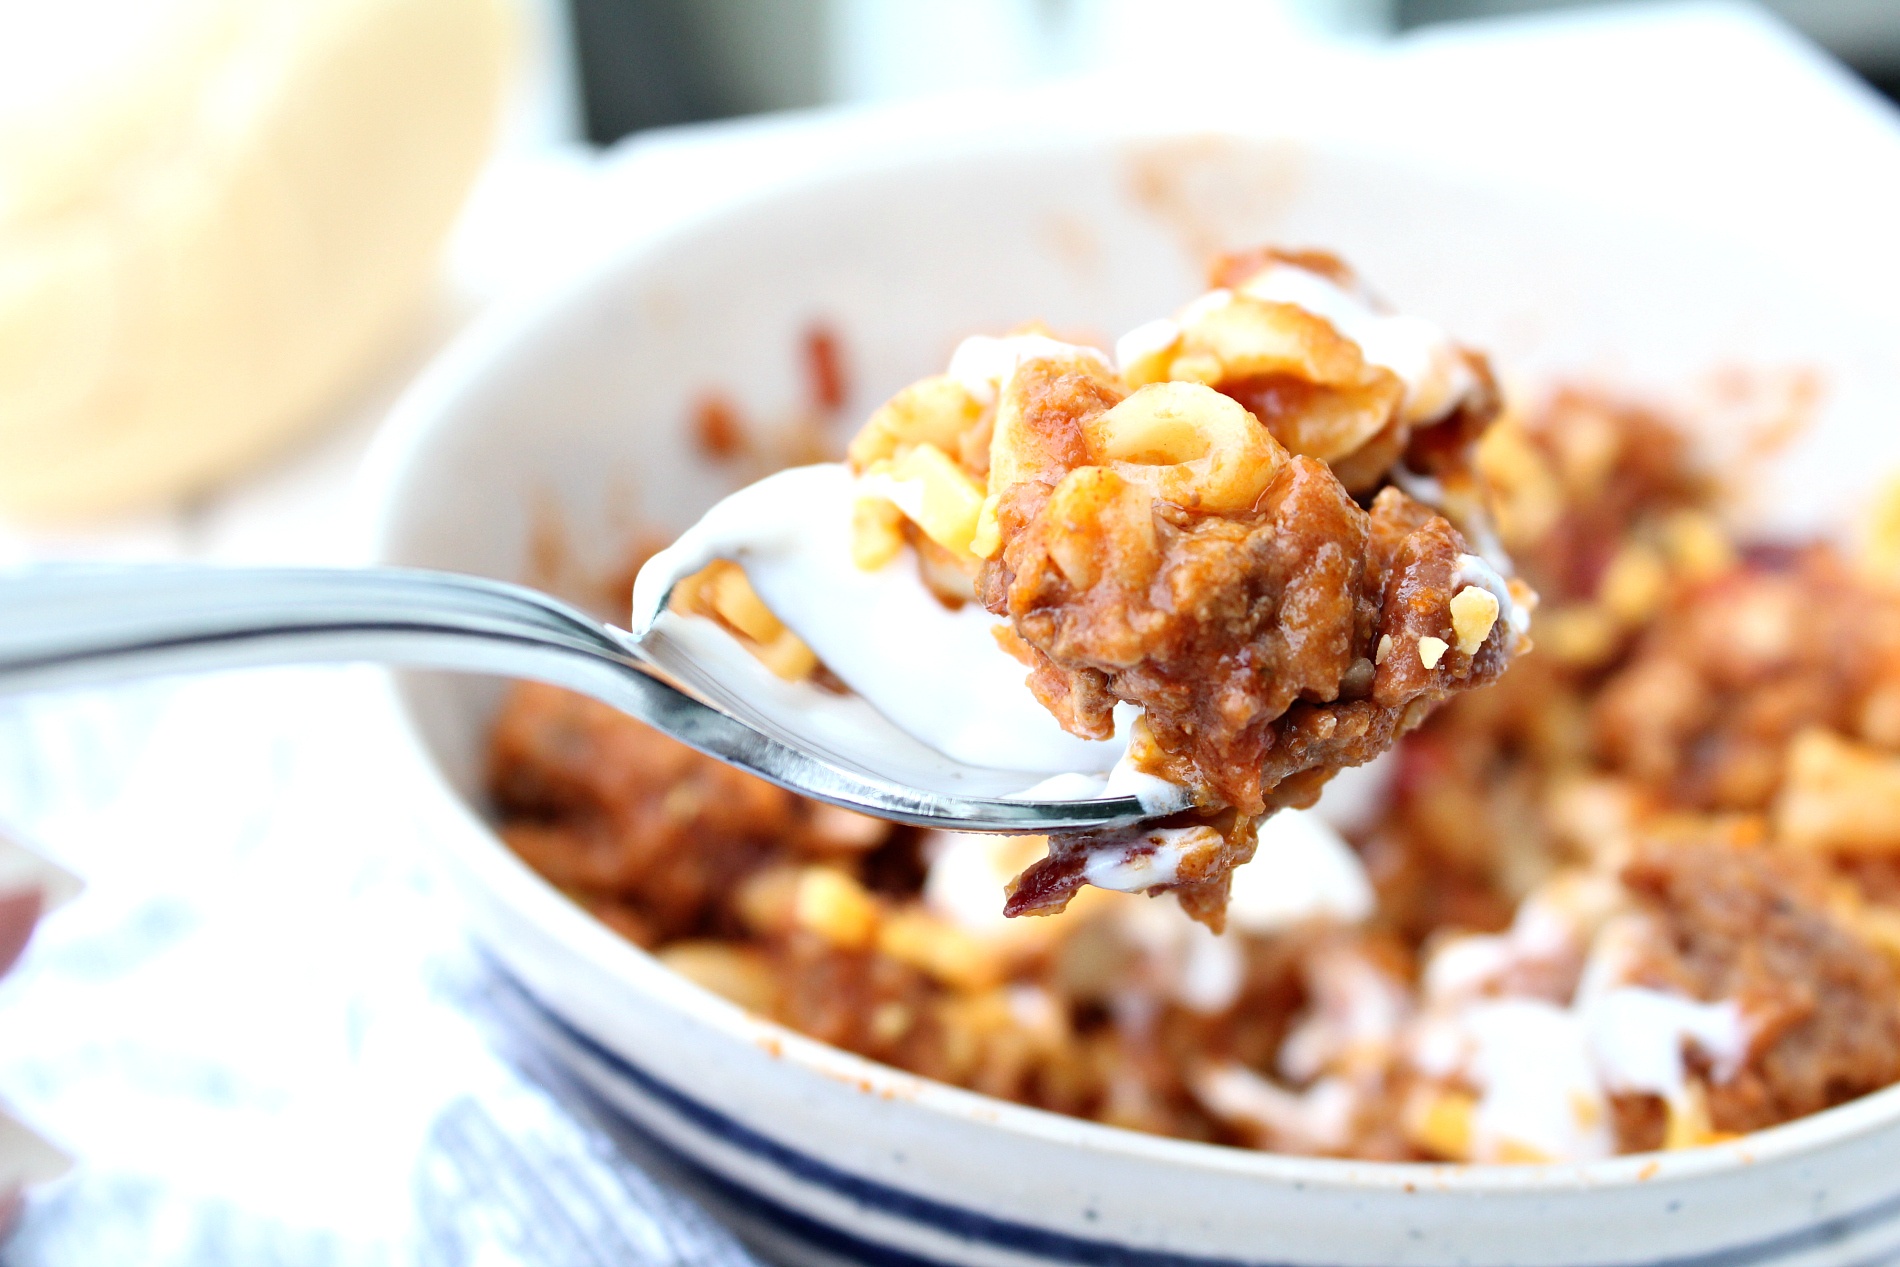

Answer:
[0,565,1148,832]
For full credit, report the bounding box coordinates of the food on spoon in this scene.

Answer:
[630,248,1533,928]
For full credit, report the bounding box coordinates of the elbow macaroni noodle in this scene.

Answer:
[1084,382,1287,514]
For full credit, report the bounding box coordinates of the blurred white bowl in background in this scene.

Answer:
[364,121,1900,1267]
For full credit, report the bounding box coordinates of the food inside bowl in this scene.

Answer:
[489,360,1900,1163]
[629,250,1532,926]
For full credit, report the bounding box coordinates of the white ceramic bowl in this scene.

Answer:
[366,123,1900,1267]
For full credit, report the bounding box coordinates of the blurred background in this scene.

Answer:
[3,0,1899,533]
[566,0,1900,139]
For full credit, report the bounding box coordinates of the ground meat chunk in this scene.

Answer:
[1621,841,1900,1133]
[1594,549,1900,812]
[970,332,1520,927]
[984,420,1515,926]
[982,440,1513,818]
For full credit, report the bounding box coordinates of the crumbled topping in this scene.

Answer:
[1449,585,1500,656]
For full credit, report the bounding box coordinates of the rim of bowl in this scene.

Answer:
[359,112,1900,1196]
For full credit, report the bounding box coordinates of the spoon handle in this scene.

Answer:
[0,563,798,793]
[0,563,640,693]
[0,564,1138,831]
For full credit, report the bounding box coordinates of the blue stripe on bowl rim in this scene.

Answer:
[494,967,1900,1267]
[560,1063,993,1267]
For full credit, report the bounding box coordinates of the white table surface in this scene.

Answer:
[0,5,1896,1263]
